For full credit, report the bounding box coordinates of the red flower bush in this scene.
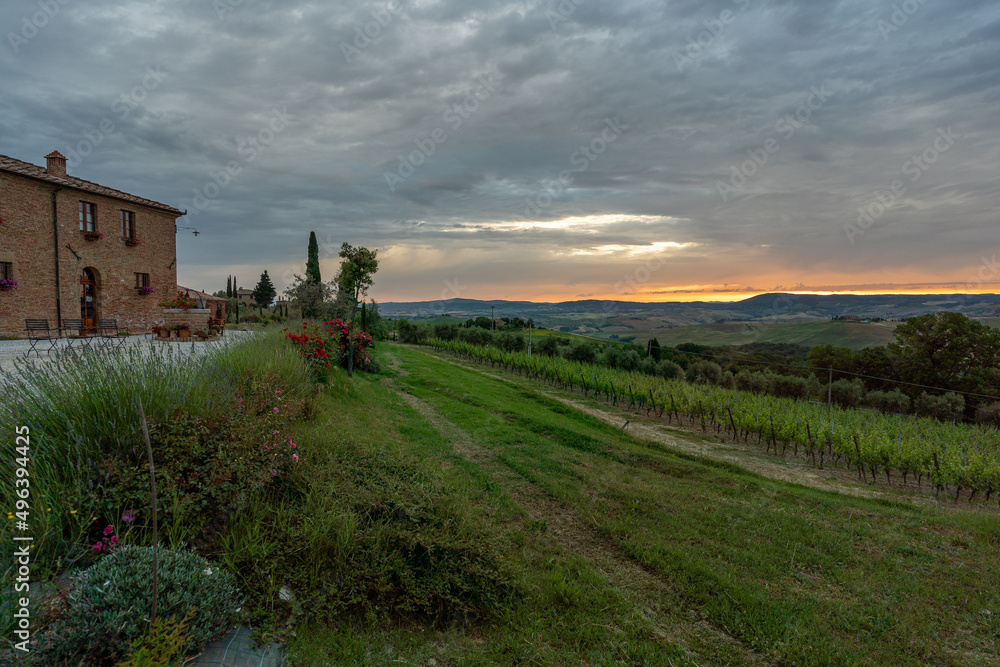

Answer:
[284,319,375,376]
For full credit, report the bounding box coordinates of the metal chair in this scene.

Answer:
[24,319,60,355]
[97,319,130,350]
[61,319,94,349]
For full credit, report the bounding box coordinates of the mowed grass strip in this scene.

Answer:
[392,344,1000,666]
[282,360,694,666]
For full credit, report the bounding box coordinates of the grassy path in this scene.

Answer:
[288,344,999,666]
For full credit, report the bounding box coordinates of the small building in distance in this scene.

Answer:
[0,150,185,336]
[179,286,227,323]
[236,287,254,306]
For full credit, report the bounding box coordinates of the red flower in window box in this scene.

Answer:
[0,279,16,292]
[135,286,154,295]
[83,231,104,241]
[123,237,141,247]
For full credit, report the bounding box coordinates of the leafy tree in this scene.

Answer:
[647,337,661,361]
[807,344,855,373]
[434,324,459,341]
[286,273,334,319]
[888,312,1000,414]
[656,359,683,380]
[397,320,424,344]
[976,401,1000,429]
[251,271,276,308]
[336,243,379,376]
[306,231,321,285]
[536,336,560,357]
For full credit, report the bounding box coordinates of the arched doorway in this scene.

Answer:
[80,268,98,333]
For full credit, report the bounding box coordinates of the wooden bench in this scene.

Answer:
[24,319,60,355]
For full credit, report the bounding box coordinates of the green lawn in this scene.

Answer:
[283,344,999,666]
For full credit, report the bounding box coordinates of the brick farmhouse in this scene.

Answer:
[0,150,185,337]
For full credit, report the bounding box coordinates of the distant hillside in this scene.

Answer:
[381,293,1000,324]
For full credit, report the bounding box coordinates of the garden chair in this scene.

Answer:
[61,319,94,350]
[24,319,60,355]
[97,319,130,350]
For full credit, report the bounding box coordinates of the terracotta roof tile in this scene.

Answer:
[0,153,184,215]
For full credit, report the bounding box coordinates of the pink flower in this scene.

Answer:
[292,453,299,462]
[110,535,118,544]
[275,390,282,395]
[271,469,278,477]
[92,542,104,554]
[103,524,115,536]
[273,407,279,413]
[290,442,296,448]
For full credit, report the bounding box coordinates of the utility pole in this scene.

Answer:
[491,305,495,331]
[528,317,532,357]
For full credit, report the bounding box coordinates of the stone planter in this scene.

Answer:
[162,308,211,335]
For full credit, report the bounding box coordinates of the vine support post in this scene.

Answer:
[827,367,833,414]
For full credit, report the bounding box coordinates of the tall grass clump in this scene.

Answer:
[0,330,313,577]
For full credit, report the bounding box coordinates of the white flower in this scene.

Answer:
[203,567,213,576]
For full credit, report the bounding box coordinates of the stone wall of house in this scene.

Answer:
[0,165,181,337]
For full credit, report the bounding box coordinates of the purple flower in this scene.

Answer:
[122,509,136,525]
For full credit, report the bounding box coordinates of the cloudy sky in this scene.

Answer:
[2,0,999,303]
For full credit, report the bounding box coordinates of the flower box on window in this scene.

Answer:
[83,231,104,241]
[123,238,141,247]
[135,286,155,295]
[0,279,16,292]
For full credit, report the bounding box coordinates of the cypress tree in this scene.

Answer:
[306,232,321,285]
[226,276,232,298]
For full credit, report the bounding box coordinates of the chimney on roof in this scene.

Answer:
[45,150,67,177]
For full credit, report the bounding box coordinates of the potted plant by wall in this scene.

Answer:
[0,279,16,293]
[83,231,104,242]
[152,325,169,339]
[123,237,141,247]
[177,323,191,339]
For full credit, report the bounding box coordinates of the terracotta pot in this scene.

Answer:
[157,330,169,338]
[178,330,190,338]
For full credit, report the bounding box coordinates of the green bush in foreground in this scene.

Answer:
[36,546,242,664]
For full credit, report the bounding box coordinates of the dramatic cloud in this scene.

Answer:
[2,0,998,302]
